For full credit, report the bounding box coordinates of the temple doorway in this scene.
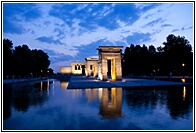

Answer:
[107,59,111,79]
[82,65,85,75]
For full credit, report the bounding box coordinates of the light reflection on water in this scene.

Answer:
[99,88,122,119]
[183,86,186,101]
[181,78,186,83]
[3,80,193,130]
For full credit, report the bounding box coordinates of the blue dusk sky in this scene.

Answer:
[3,2,193,73]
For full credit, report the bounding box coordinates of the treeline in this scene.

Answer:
[3,38,52,79]
[122,34,193,76]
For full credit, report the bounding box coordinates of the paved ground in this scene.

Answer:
[130,75,193,79]
[3,77,48,84]
[67,75,192,89]
[3,74,71,84]
[3,75,192,88]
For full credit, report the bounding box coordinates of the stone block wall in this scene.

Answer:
[85,58,98,77]
[71,62,86,75]
[97,46,123,80]
[60,67,72,74]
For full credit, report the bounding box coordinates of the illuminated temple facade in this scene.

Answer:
[60,46,123,81]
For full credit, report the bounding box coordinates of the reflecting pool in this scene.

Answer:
[3,79,193,130]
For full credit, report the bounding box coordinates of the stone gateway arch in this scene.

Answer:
[97,46,123,81]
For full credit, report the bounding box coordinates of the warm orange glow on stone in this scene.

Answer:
[93,65,97,77]
[111,58,116,81]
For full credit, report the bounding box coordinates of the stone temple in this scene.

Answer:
[60,46,123,81]
[85,57,98,77]
[97,46,123,81]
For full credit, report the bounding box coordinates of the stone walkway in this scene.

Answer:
[67,75,192,89]
[3,77,48,84]
[130,75,193,79]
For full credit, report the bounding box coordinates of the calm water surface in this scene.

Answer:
[3,79,193,130]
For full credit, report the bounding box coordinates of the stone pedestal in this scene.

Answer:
[97,46,123,81]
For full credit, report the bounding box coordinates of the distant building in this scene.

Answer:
[60,62,86,75]
[60,58,99,76]
[60,66,72,74]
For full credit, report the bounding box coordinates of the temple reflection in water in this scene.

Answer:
[3,80,193,130]
[81,87,123,119]
[99,88,122,119]
[60,81,69,88]
[85,88,99,102]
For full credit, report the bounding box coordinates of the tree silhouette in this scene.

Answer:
[31,49,50,77]
[3,38,51,79]
[14,45,32,77]
[3,39,14,78]
[122,34,193,76]
[162,34,193,75]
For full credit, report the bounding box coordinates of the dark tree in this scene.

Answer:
[3,38,51,79]
[162,34,193,75]
[3,39,14,78]
[122,34,193,76]
[47,68,54,75]
[157,46,163,53]
[31,49,50,77]
[123,44,152,76]
[13,45,32,77]
[149,45,156,54]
